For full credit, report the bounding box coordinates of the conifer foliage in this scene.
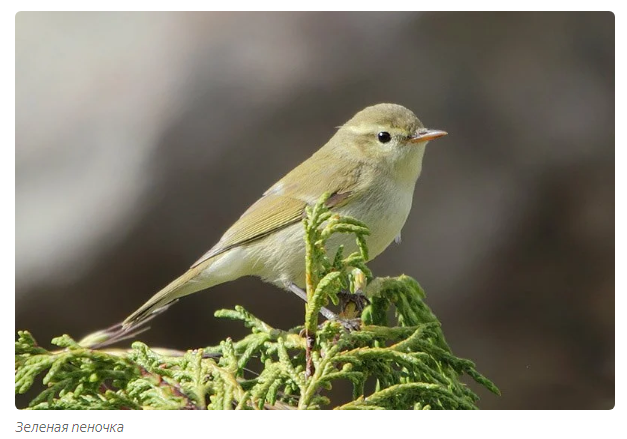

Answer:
[16,194,499,409]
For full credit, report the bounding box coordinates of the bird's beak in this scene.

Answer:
[409,129,448,143]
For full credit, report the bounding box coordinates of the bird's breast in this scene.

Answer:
[336,173,415,260]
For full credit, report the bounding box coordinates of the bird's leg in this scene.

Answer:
[287,283,337,321]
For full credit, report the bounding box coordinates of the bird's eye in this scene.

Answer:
[377,132,392,143]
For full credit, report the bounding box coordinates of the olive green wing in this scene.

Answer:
[191,153,362,269]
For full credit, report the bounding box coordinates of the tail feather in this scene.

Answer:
[78,304,174,349]
[77,259,222,349]
[122,267,205,330]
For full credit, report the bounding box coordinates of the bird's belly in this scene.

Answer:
[242,222,308,287]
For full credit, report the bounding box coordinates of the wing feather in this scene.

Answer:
[191,148,363,268]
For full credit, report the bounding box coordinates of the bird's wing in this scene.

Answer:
[191,153,362,269]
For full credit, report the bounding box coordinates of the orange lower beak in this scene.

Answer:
[409,129,448,143]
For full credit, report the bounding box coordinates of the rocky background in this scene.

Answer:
[16,12,614,409]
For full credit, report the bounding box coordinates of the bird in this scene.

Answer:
[121,103,447,333]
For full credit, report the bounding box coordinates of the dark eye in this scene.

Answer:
[377,132,391,143]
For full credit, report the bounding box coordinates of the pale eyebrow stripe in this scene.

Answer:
[345,125,405,137]
[344,125,377,135]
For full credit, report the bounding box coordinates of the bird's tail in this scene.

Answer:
[78,254,230,349]
[122,266,206,330]
[77,267,208,349]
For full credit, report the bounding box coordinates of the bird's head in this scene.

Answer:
[332,103,447,179]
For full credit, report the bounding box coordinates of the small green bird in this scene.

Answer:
[122,103,447,331]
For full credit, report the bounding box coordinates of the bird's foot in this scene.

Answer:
[338,290,370,319]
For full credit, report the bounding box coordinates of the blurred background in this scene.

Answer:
[15,11,614,409]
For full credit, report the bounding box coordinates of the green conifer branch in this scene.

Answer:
[15,194,499,409]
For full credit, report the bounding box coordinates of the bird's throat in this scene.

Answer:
[394,144,427,187]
